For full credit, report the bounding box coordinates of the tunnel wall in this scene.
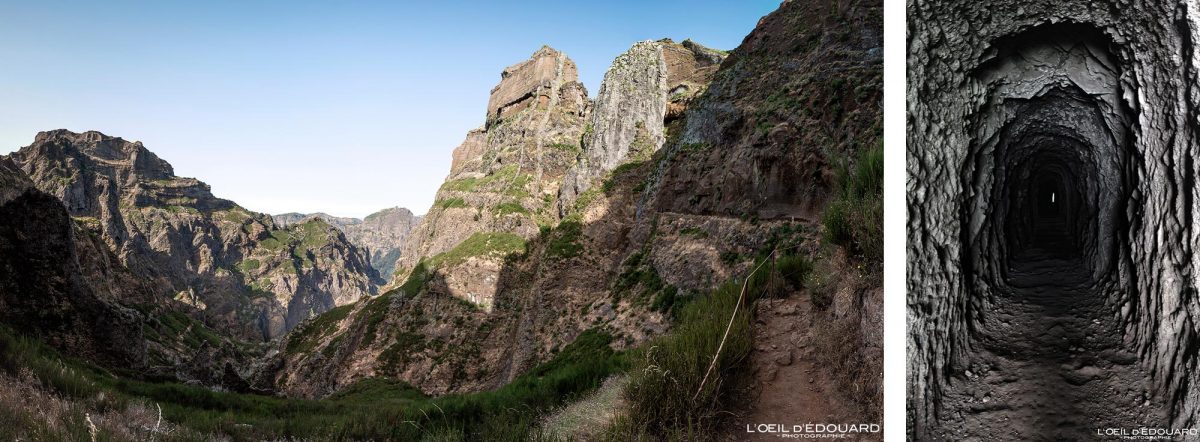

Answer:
[908,0,1200,436]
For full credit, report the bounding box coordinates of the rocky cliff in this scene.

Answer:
[559,38,725,210]
[274,207,420,282]
[262,0,880,404]
[0,157,257,387]
[10,130,380,340]
[0,157,148,369]
[395,46,589,309]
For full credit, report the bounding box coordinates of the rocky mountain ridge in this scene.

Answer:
[0,156,261,388]
[8,130,381,340]
[274,207,420,283]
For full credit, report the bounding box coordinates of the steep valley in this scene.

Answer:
[0,0,882,440]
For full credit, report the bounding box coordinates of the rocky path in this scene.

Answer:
[732,295,876,441]
[934,249,1169,441]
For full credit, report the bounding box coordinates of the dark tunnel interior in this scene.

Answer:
[969,70,1129,298]
[911,13,1195,440]
[960,24,1134,319]
[1002,135,1094,284]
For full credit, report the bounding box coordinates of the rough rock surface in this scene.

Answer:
[10,130,380,340]
[0,157,148,368]
[653,0,881,221]
[274,207,420,282]
[558,39,725,210]
[395,46,589,309]
[486,46,581,126]
[907,0,1200,438]
[0,157,255,387]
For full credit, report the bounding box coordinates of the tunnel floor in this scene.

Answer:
[933,269,1169,440]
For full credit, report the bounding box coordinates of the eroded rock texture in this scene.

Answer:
[558,39,724,209]
[10,130,380,340]
[908,1,1200,438]
[0,157,148,369]
[0,157,258,389]
[274,207,420,282]
[395,46,589,310]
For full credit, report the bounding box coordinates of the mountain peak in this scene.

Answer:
[34,129,128,144]
[486,45,580,124]
[21,129,174,182]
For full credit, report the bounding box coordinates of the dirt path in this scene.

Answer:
[730,295,878,441]
[933,250,1170,441]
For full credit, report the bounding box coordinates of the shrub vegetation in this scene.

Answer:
[822,142,883,262]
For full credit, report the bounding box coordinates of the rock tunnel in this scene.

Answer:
[909,1,1200,439]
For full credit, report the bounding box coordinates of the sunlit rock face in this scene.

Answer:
[558,39,724,211]
[908,0,1200,438]
[396,46,589,310]
[10,130,380,340]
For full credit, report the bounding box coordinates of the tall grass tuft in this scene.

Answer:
[823,142,883,262]
[615,254,789,439]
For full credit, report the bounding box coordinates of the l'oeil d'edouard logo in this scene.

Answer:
[1096,427,1200,440]
[745,423,881,439]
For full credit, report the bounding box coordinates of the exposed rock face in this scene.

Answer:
[559,39,724,210]
[396,46,589,309]
[908,0,1200,438]
[265,0,881,408]
[654,1,881,221]
[10,130,379,340]
[0,157,263,389]
[486,46,581,126]
[274,207,420,282]
[0,157,148,369]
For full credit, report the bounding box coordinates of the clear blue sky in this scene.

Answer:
[0,1,777,218]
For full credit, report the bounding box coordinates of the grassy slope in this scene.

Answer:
[0,325,624,441]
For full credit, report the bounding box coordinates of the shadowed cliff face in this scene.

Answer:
[908,1,1200,438]
[10,130,381,340]
[0,158,148,369]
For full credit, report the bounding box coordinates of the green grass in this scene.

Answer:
[257,229,291,251]
[823,142,883,262]
[614,255,787,439]
[426,232,527,269]
[326,377,427,403]
[285,304,353,355]
[436,197,469,209]
[148,311,223,350]
[547,142,580,153]
[377,332,428,370]
[236,258,260,273]
[296,219,333,249]
[439,165,533,198]
[493,201,529,216]
[546,220,583,259]
[0,324,625,441]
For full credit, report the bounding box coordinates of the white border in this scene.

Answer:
[882,0,907,439]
